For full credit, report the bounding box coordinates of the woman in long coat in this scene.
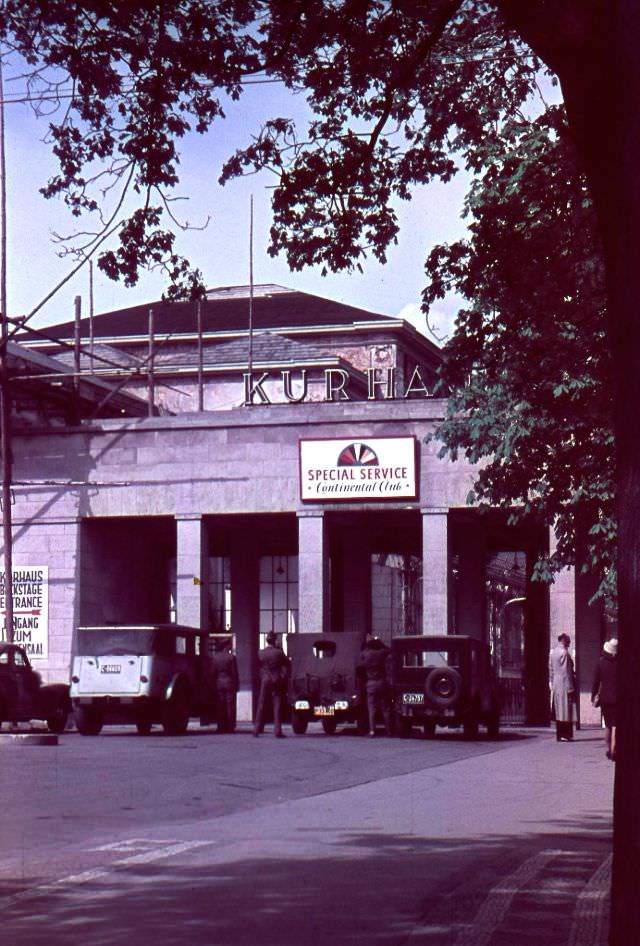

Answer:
[591,638,618,760]
[549,633,576,741]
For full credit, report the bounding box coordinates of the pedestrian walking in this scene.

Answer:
[212,636,239,733]
[253,630,290,738]
[360,633,392,737]
[591,638,618,761]
[549,632,576,741]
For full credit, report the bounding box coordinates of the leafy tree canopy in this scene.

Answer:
[0,1,613,595]
[423,105,615,603]
[0,1,544,296]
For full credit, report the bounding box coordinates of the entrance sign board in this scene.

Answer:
[0,566,49,658]
[300,437,417,501]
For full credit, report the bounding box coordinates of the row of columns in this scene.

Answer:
[174,508,452,636]
[174,511,592,723]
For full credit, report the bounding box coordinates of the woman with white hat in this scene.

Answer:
[591,638,618,760]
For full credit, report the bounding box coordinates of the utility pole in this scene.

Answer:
[0,53,14,642]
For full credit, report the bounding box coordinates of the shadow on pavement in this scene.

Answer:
[2,813,612,946]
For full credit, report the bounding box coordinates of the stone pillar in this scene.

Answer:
[456,524,486,640]
[231,530,259,722]
[575,569,605,727]
[549,566,576,644]
[422,509,449,635]
[175,515,207,628]
[297,511,329,634]
[549,530,602,726]
[340,530,370,637]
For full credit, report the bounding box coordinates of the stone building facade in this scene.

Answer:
[4,285,605,725]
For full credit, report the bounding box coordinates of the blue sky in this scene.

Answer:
[4,67,473,343]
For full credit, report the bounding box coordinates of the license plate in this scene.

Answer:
[402,692,424,704]
[314,706,335,716]
[100,665,121,674]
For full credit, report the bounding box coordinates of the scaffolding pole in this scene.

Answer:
[148,308,155,416]
[0,53,13,642]
[74,294,81,417]
[197,299,204,412]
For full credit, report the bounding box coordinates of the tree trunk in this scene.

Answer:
[599,22,640,935]
[498,3,640,944]
[560,16,640,946]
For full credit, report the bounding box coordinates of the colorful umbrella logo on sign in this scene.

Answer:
[337,442,379,466]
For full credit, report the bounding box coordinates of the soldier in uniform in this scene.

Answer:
[253,631,290,738]
[360,633,392,737]
[211,637,239,733]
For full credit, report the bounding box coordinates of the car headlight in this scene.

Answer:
[295,700,310,711]
[334,700,349,711]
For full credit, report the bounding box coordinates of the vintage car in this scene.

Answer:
[390,635,500,739]
[0,642,70,733]
[70,624,217,736]
[287,632,367,734]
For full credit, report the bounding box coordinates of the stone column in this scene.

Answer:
[175,514,207,628]
[231,530,259,723]
[422,509,449,635]
[456,523,486,640]
[297,511,329,634]
[548,527,589,722]
[340,530,370,637]
[549,567,576,644]
[549,521,604,728]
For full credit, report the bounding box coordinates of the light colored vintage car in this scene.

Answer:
[70,624,216,736]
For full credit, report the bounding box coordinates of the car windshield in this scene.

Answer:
[76,628,157,656]
[400,647,460,669]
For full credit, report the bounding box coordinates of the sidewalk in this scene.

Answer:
[2,727,614,946]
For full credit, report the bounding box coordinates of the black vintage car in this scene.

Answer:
[0,643,70,733]
[391,635,500,739]
[70,624,217,735]
[287,632,367,734]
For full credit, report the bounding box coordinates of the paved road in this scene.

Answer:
[0,724,614,946]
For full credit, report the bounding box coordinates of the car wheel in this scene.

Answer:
[291,712,308,735]
[136,713,153,736]
[75,706,103,736]
[463,717,479,740]
[321,717,337,735]
[424,667,463,708]
[486,710,500,739]
[395,715,412,738]
[162,698,189,736]
[423,720,436,738]
[46,701,69,735]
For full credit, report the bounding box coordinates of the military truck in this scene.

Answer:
[70,624,217,735]
[287,632,367,734]
[391,635,500,739]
